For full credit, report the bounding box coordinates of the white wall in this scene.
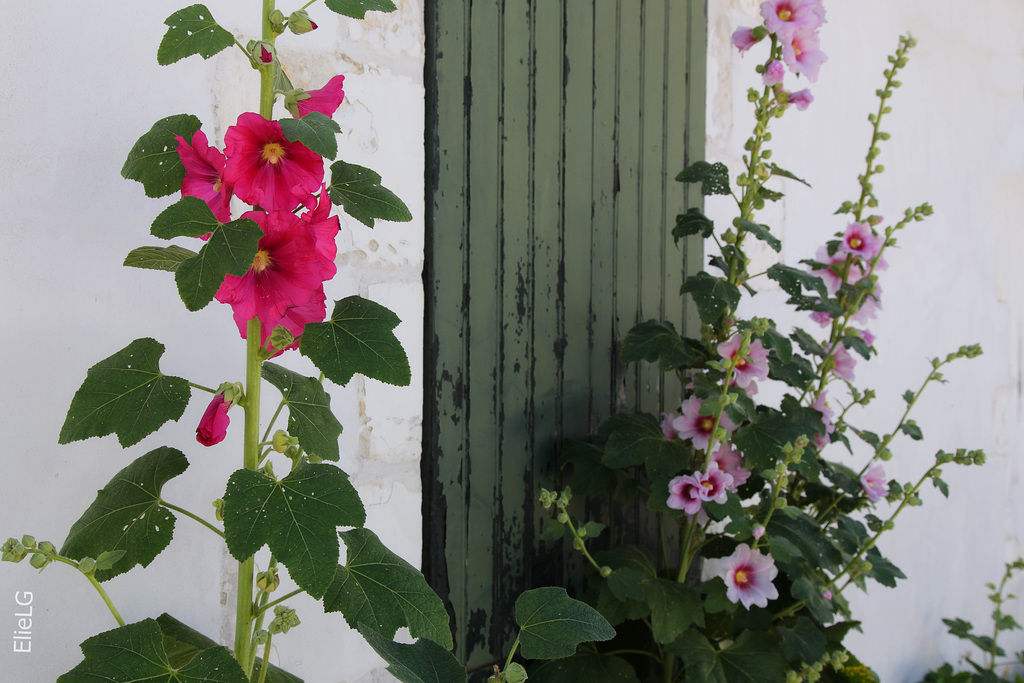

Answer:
[0,1,424,681]
[707,1,1024,680]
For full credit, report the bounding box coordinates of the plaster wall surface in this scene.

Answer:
[0,1,424,681]
[706,2,1024,680]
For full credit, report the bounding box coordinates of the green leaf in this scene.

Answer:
[768,509,843,572]
[606,566,646,602]
[323,528,452,648]
[158,4,235,66]
[57,618,247,683]
[559,441,616,495]
[673,208,715,242]
[642,579,704,643]
[717,631,787,683]
[223,462,365,598]
[124,245,198,272]
[324,0,398,19]
[732,407,809,472]
[601,412,689,481]
[59,338,191,447]
[300,296,411,387]
[675,161,731,196]
[734,218,781,253]
[60,447,187,581]
[281,113,341,160]
[681,272,741,325]
[769,163,811,187]
[792,577,835,623]
[766,263,828,299]
[121,114,202,198]
[531,654,640,682]
[173,217,262,311]
[768,353,816,391]
[901,420,924,440]
[669,629,727,683]
[262,363,343,462]
[864,546,906,588]
[359,627,466,683]
[327,159,412,227]
[932,475,950,498]
[778,616,827,663]
[515,587,615,660]
[621,320,703,371]
[151,196,222,239]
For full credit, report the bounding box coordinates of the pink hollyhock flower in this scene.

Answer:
[698,462,734,504]
[809,310,831,327]
[812,245,865,295]
[668,474,703,515]
[852,283,882,324]
[840,222,883,260]
[760,0,826,39]
[718,336,770,389]
[763,59,786,86]
[215,210,327,343]
[301,186,341,279]
[175,129,232,223]
[781,26,827,82]
[811,392,835,449]
[223,112,324,212]
[712,443,750,490]
[672,396,738,451]
[196,393,232,446]
[716,543,779,609]
[295,75,346,119]
[752,525,766,540]
[857,328,876,347]
[822,589,833,600]
[732,27,760,53]
[830,343,856,381]
[861,461,889,502]
[661,412,680,440]
[785,88,814,110]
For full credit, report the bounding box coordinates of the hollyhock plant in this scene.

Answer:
[712,443,750,490]
[672,395,737,451]
[781,26,828,82]
[813,244,865,294]
[196,392,233,446]
[223,112,324,212]
[840,221,884,260]
[175,129,232,223]
[717,544,780,609]
[763,59,786,86]
[861,461,890,502]
[830,343,857,381]
[760,0,826,38]
[732,27,762,53]
[698,463,734,505]
[718,335,770,389]
[784,87,814,110]
[667,474,703,515]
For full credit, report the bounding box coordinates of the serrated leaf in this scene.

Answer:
[681,272,741,325]
[932,475,950,498]
[559,441,616,495]
[59,338,191,447]
[769,163,811,187]
[767,263,828,299]
[60,447,187,581]
[174,217,263,311]
[57,618,247,683]
[281,113,341,160]
[324,528,452,648]
[672,629,788,683]
[300,296,411,387]
[222,462,365,598]
[778,616,827,663]
[901,421,924,440]
[673,208,715,242]
[124,245,198,272]
[793,328,827,357]
[325,0,398,19]
[327,159,412,227]
[601,412,689,481]
[621,319,703,371]
[359,627,466,683]
[262,363,343,462]
[531,654,640,682]
[515,587,615,660]
[768,509,843,572]
[732,408,808,472]
[642,579,704,643]
[668,629,727,683]
[158,4,234,66]
[902,390,916,404]
[121,114,202,198]
[734,218,781,252]
[675,161,731,196]
[151,196,222,239]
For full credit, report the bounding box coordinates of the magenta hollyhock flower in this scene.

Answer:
[840,222,883,260]
[830,344,856,381]
[861,461,889,502]
[811,392,835,449]
[718,336,770,389]
[215,210,327,342]
[712,443,750,490]
[716,543,779,609]
[763,59,786,86]
[661,412,680,440]
[672,396,738,451]
[809,310,831,327]
[223,112,324,212]
[760,0,826,38]
[295,75,346,119]
[261,288,328,356]
[781,26,828,82]
[301,186,341,279]
[175,129,232,223]
[668,474,703,515]
[732,27,760,53]
[785,88,814,110]
[196,393,232,446]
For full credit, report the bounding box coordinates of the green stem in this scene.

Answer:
[190,381,219,394]
[162,501,225,539]
[257,633,273,683]
[502,635,521,674]
[261,398,288,443]
[256,588,303,617]
[86,573,126,627]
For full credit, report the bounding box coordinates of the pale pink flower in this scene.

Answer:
[840,222,883,260]
[763,60,786,86]
[861,461,889,502]
[175,129,232,223]
[196,393,232,446]
[811,392,835,449]
[716,544,779,609]
[698,462,734,505]
[718,336,770,389]
[831,344,856,381]
[852,284,882,324]
[712,443,750,490]
[752,525,766,540]
[668,474,703,515]
[809,310,831,327]
[732,27,760,53]
[672,396,737,451]
[661,412,680,440]
[785,88,814,110]
[812,245,864,295]
[781,26,828,82]
[857,329,876,347]
[822,589,833,600]
[760,0,826,38]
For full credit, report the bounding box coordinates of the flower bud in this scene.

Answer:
[78,557,97,574]
[599,566,613,578]
[273,430,292,453]
[2,538,28,563]
[38,541,55,555]
[257,567,280,593]
[752,525,766,540]
[29,553,51,570]
[269,9,286,33]
[213,498,225,521]
[21,535,36,549]
[269,605,300,635]
[248,40,275,66]
[254,629,270,645]
[288,10,318,34]
[539,488,557,509]
[503,663,529,683]
[556,512,569,524]
[269,325,296,352]
[821,589,833,600]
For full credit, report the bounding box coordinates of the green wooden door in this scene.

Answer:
[424,0,707,673]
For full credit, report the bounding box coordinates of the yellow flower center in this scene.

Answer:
[213,178,222,192]
[778,8,792,21]
[252,250,272,272]
[793,45,803,57]
[734,569,750,587]
[262,142,286,164]
[735,356,747,368]
[849,237,863,249]
[700,417,715,432]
